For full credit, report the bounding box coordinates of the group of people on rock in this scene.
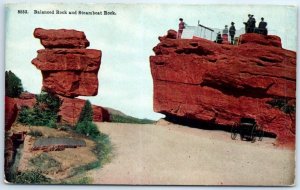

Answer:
[217,15,268,44]
[215,22,236,44]
[177,15,268,45]
[244,14,268,35]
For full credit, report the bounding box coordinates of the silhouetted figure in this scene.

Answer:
[249,15,256,33]
[229,22,236,44]
[177,18,186,39]
[258,17,268,35]
[215,32,223,44]
[243,14,251,33]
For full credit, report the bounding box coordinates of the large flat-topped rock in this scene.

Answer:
[150,30,296,147]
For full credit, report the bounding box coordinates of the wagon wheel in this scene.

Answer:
[251,124,257,143]
[231,122,239,140]
[257,125,264,141]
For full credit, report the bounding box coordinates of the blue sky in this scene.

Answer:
[5,3,297,120]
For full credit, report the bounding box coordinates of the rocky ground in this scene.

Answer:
[88,122,295,185]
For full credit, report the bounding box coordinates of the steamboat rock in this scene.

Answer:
[150,30,296,147]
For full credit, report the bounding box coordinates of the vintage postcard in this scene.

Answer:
[4,3,297,186]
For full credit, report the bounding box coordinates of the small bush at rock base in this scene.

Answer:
[13,170,50,184]
[76,121,100,138]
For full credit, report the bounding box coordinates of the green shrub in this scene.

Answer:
[92,132,113,165]
[36,91,61,113]
[17,92,61,127]
[76,121,100,138]
[47,119,57,129]
[13,170,50,184]
[61,176,92,184]
[77,100,93,123]
[5,70,24,98]
[18,106,34,124]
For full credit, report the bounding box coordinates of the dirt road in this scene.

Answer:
[88,122,295,185]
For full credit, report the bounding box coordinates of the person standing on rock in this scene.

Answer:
[229,22,236,44]
[249,15,256,33]
[258,17,268,35]
[243,14,251,33]
[177,18,186,39]
[222,25,229,42]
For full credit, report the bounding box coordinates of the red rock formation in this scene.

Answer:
[14,92,36,109]
[5,97,18,131]
[34,28,90,49]
[240,33,282,48]
[58,96,110,125]
[4,97,18,174]
[150,32,296,147]
[32,28,101,97]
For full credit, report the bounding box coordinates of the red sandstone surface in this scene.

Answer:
[5,97,18,131]
[58,96,110,125]
[32,28,101,97]
[34,28,90,49]
[14,92,36,109]
[4,97,18,171]
[150,30,296,147]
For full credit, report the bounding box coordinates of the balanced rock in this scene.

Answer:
[34,28,90,49]
[150,31,296,147]
[32,28,101,97]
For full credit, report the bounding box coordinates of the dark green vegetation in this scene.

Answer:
[110,114,155,124]
[267,98,295,114]
[92,132,113,167]
[75,100,100,138]
[78,100,93,123]
[5,70,24,98]
[13,170,51,184]
[17,91,62,127]
[76,121,100,138]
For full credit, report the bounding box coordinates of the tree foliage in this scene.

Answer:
[17,91,61,127]
[5,70,24,98]
[77,100,93,123]
[75,100,99,138]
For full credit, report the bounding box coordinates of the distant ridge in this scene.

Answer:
[104,107,155,124]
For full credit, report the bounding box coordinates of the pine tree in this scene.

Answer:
[77,100,93,124]
[5,70,24,98]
